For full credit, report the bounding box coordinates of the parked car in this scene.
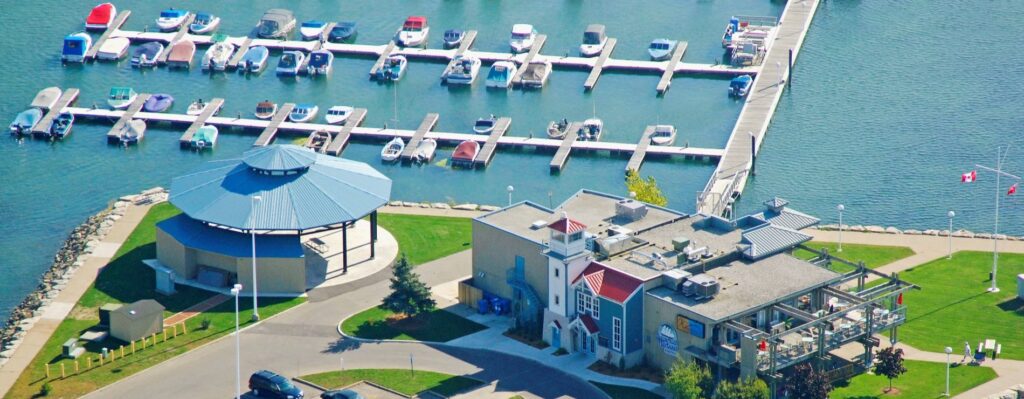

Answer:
[249,370,304,399]
[321,389,364,399]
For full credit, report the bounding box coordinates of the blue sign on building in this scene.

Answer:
[657,324,678,355]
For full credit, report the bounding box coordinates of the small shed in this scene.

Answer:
[109,299,165,342]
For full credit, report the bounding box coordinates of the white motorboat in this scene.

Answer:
[547,118,571,139]
[519,60,552,88]
[289,104,319,123]
[324,106,355,125]
[156,8,190,32]
[257,9,296,39]
[579,118,603,141]
[648,38,678,61]
[442,55,481,85]
[579,24,607,57]
[119,119,147,145]
[189,12,221,34]
[190,125,218,150]
[97,37,129,61]
[186,99,207,116]
[729,75,753,97]
[509,24,537,53]
[374,55,407,81]
[306,50,334,76]
[241,46,269,74]
[276,51,304,76]
[254,101,278,120]
[381,137,405,162]
[473,115,497,134]
[397,16,429,47]
[107,87,137,109]
[30,87,62,110]
[485,61,518,89]
[202,41,235,71]
[650,125,676,146]
[299,20,327,41]
[413,138,437,163]
[62,32,91,63]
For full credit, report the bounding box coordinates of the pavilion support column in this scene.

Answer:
[370,211,377,259]
[342,221,349,274]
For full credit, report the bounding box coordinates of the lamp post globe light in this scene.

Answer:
[231,283,243,399]
[947,211,956,259]
[251,195,262,322]
[944,346,953,397]
[506,185,514,206]
[837,204,845,252]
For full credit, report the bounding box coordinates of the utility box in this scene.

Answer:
[109,300,165,343]
[672,237,691,252]
[1017,274,1024,300]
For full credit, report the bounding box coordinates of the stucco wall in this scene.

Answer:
[235,256,306,294]
[643,294,717,371]
[470,220,547,303]
[156,229,193,278]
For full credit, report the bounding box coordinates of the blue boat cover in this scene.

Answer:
[63,35,88,56]
[308,51,331,67]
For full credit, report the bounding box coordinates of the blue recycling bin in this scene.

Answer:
[477,298,489,314]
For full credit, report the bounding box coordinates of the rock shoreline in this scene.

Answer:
[815,224,1023,241]
[387,200,501,212]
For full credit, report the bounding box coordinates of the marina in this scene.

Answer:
[176,98,224,147]
[625,125,657,173]
[398,113,439,162]
[253,102,296,146]
[582,38,617,91]
[324,108,369,156]
[30,89,80,136]
[104,93,149,143]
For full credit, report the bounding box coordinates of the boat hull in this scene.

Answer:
[190,17,221,34]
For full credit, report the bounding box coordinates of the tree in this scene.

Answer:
[381,255,436,316]
[665,358,713,399]
[783,364,832,399]
[715,377,770,399]
[625,169,668,206]
[874,347,907,392]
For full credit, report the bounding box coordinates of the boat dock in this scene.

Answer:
[155,15,196,65]
[324,108,368,156]
[549,122,583,172]
[441,30,478,77]
[368,40,398,79]
[583,38,617,91]
[177,98,225,147]
[656,42,689,95]
[30,89,80,135]
[474,117,511,168]
[510,34,548,87]
[83,10,131,61]
[399,113,440,162]
[625,125,657,173]
[253,103,295,146]
[105,93,150,143]
[226,37,253,69]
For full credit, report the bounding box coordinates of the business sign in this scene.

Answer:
[676,315,705,339]
[657,324,678,355]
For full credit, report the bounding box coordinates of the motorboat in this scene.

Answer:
[328,22,358,43]
[510,24,537,53]
[254,101,278,120]
[143,94,174,112]
[187,99,207,116]
[442,55,481,85]
[241,46,269,74]
[97,37,129,61]
[118,119,147,145]
[519,60,552,88]
[166,40,196,69]
[730,41,763,67]
[546,119,571,139]
[202,37,235,71]
[299,20,326,41]
[375,55,407,81]
[650,125,676,146]
[130,41,164,68]
[380,137,405,162]
[190,12,220,34]
[451,140,479,166]
[276,51,304,76]
[580,24,607,57]
[485,61,518,89]
[62,32,91,63]
[85,3,116,31]
[305,130,332,153]
[288,103,318,123]
[324,106,355,125]
[579,118,603,141]
[156,8,190,32]
[49,111,74,139]
[729,74,753,97]
[442,29,465,49]
[30,87,61,110]
[648,38,677,61]
[107,87,137,109]
[190,125,218,150]
[473,115,497,134]
[307,50,334,76]
[722,17,740,48]
[397,16,429,47]
[258,9,296,39]
[413,138,437,163]
[9,108,42,135]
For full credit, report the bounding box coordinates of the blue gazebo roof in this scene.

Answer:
[169,145,392,232]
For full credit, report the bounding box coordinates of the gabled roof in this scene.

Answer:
[739,223,812,259]
[578,314,600,333]
[548,217,586,234]
[762,208,820,231]
[572,262,644,303]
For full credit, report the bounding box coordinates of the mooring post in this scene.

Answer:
[750,132,757,176]
[788,48,794,85]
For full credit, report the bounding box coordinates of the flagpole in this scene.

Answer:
[991,146,1001,293]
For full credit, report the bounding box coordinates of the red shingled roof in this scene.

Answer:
[548,217,586,234]
[572,262,643,303]
[578,314,599,333]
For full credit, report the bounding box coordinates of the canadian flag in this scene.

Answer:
[961,170,977,183]
[1009,183,1018,195]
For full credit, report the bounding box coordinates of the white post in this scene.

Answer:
[837,204,845,252]
[776,61,783,85]
[947,211,955,259]
[251,195,262,320]
[232,284,242,399]
[991,148,1001,293]
[506,185,514,207]
[944,346,952,397]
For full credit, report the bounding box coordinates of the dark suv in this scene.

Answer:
[249,370,304,399]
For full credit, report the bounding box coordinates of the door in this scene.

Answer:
[571,327,579,352]
[551,326,561,349]
[514,255,525,277]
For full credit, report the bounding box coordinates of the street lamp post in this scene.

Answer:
[251,195,262,321]
[506,185,514,207]
[944,346,953,397]
[837,204,845,252]
[231,283,243,399]
[947,211,956,259]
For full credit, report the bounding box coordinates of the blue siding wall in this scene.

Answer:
[597,297,623,353]
[625,291,644,353]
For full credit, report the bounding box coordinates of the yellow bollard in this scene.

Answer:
[163,328,167,342]
[131,340,135,354]
[45,363,50,379]
[60,363,65,379]
[141,337,146,350]
[172,324,177,337]
[120,345,125,358]
[182,322,187,334]
[75,361,79,373]
[87,357,92,369]
[152,332,157,346]
[100,355,104,366]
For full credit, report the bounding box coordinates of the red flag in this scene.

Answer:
[961,170,977,183]
[897,293,903,305]
[1009,183,1018,195]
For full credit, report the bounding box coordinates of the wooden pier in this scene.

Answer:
[441,30,479,80]
[399,113,440,161]
[177,98,225,147]
[226,37,253,70]
[549,122,583,172]
[324,108,368,156]
[625,125,657,173]
[156,14,196,65]
[369,41,398,79]
[30,89,80,136]
[84,10,131,61]
[106,94,150,143]
[656,42,688,95]
[474,117,511,168]
[583,38,617,91]
[252,103,295,146]
[510,34,548,87]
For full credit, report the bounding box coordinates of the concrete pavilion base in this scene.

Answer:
[302,219,398,290]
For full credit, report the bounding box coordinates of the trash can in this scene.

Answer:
[477,298,489,314]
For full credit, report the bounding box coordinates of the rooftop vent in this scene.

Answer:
[662,269,692,290]
[615,199,648,222]
[607,225,633,237]
[681,273,720,299]
[530,220,548,230]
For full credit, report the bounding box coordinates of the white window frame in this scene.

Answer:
[612,317,622,351]
[591,296,600,319]
[577,289,587,314]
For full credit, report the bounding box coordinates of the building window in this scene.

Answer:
[554,268,559,278]
[584,292,593,314]
[577,290,587,314]
[555,295,560,306]
[591,296,600,319]
[552,232,566,242]
[569,231,583,242]
[612,317,622,351]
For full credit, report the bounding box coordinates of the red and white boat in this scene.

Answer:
[86,3,117,31]
[451,140,479,167]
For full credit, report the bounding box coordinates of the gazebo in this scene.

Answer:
[155,145,392,294]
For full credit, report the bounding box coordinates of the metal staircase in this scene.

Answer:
[506,268,542,328]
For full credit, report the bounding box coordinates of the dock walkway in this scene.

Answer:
[510,34,548,87]
[30,89,80,136]
[369,41,398,79]
[156,14,196,65]
[583,38,617,91]
[441,30,479,81]
[178,98,225,147]
[226,37,254,70]
[549,122,583,172]
[474,117,511,168]
[625,125,657,173]
[253,103,295,146]
[324,108,368,156]
[84,11,131,61]
[106,94,151,143]
[399,113,440,161]
[656,42,688,95]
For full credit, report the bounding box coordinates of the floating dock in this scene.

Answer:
[549,122,583,172]
[474,117,511,168]
[625,125,657,173]
[440,30,479,79]
[368,41,398,79]
[583,38,617,91]
[226,37,253,70]
[30,89,80,136]
[155,14,196,65]
[656,42,689,95]
[510,34,548,87]
[106,94,150,143]
[324,108,368,156]
[399,113,440,161]
[178,98,225,147]
[253,103,295,146]
[84,11,131,61]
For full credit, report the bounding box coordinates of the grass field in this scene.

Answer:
[831,360,997,398]
[303,369,483,397]
[341,306,486,342]
[793,242,915,273]
[590,381,663,399]
[376,213,473,265]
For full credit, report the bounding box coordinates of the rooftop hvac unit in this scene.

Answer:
[682,273,720,299]
[530,220,548,230]
[584,232,598,252]
[607,225,633,237]
[598,234,633,257]
[615,199,648,222]
[684,246,708,262]
[662,269,692,290]
[672,237,691,252]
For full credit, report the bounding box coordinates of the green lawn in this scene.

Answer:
[793,242,915,273]
[302,369,483,397]
[5,203,306,399]
[831,360,997,398]
[591,381,664,399]
[341,306,486,342]
[377,213,472,265]
[890,251,1024,360]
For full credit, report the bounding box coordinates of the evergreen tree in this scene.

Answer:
[381,255,436,316]
[665,358,713,399]
[625,169,669,206]
[783,364,832,399]
[715,377,770,399]
[874,347,907,392]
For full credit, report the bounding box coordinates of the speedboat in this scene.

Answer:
[485,61,517,89]
[443,29,465,49]
[107,87,137,110]
[254,101,278,120]
[510,24,537,53]
[650,125,676,146]
[299,20,326,41]
[442,55,481,85]
[413,138,437,163]
[31,87,61,110]
[258,9,296,39]
[85,3,116,31]
[451,140,479,166]
[579,24,607,57]
[579,118,603,141]
[307,50,334,76]
[288,104,318,123]
[202,38,235,71]
[473,115,497,134]
[62,32,91,63]
[190,125,218,150]
[324,106,355,125]
[97,37,129,61]
[119,119,147,145]
[166,40,196,69]
[189,12,220,34]
[187,99,207,116]
[49,111,74,139]
[156,9,190,32]
[143,94,174,113]
[375,55,407,81]
[241,46,269,74]
[380,137,405,162]
[9,108,42,135]
[328,22,358,43]
[131,41,164,68]
[722,17,740,48]
[397,16,429,47]
[547,119,571,139]
[729,74,753,97]
[276,51,304,76]
[519,60,552,88]
[305,130,331,153]
[648,38,677,61]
